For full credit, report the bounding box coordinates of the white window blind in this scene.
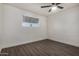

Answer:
[22,16,39,27]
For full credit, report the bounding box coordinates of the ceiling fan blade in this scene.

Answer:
[56,3,61,5]
[57,6,64,9]
[49,9,51,12]
[41,5,51,8]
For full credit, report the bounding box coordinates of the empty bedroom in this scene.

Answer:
[0,3,79,56]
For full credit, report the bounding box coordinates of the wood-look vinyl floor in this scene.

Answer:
[1,39,79,56]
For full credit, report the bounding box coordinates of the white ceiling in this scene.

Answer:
[6,3,79,16]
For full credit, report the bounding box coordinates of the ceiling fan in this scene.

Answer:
[41,3,64,12]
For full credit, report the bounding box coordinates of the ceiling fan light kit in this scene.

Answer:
[52,6,57,11]
[41,3,64,12]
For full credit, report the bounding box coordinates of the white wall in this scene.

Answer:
[48,6,79,47]
[1,4,47,49]
[1,3,79,50]
[0,4,2,46]
[0,4,3,51]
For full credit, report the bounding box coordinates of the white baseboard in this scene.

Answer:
[49,39,79,48]
[0,38,46,50]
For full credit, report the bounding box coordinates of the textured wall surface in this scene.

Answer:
[48,6,79,47]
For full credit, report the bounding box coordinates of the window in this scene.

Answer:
[22,16,40,27]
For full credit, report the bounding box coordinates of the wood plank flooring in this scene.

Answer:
[1,39,79,56]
